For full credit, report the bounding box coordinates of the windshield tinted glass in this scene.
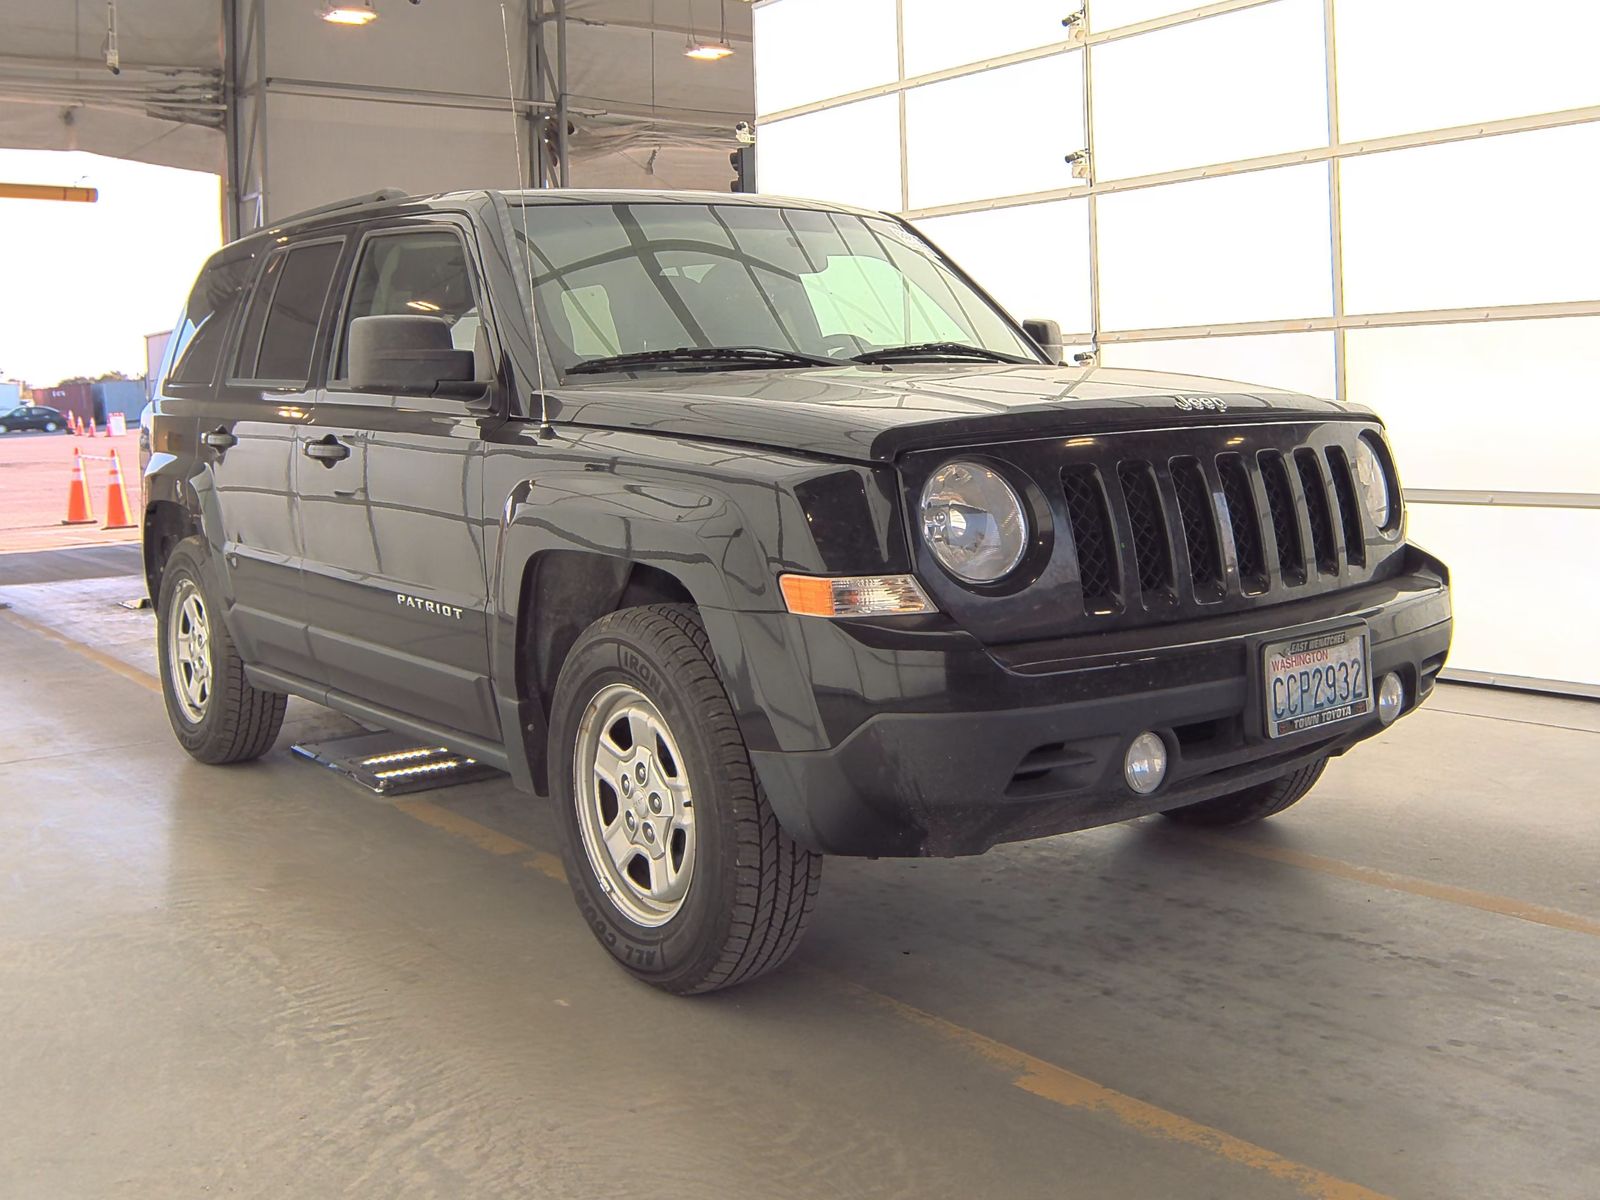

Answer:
[512,202,1039,372]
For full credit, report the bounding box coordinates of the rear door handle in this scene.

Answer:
[303,434,351,465]
[202,426,237,451]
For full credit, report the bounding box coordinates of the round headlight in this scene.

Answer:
[920,460,1028,584]
[1354,437,1393,529]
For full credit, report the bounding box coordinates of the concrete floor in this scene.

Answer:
[2,562,1597,1200]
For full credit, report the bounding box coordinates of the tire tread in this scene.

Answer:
[576,604,821,994]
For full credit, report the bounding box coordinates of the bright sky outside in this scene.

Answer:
[0,149,221,388]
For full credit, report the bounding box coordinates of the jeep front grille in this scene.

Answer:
[1049,425,1389,620]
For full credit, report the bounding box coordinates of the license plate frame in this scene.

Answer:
[1261,625,1373,739]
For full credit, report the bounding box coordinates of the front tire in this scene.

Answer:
[157,537,286,764]
[549,604,822,994]
[44,421,59,432]
[1160,758,1328,827]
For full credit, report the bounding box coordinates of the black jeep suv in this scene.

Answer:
[143,188,1451,993]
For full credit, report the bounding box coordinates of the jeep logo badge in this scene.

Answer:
[1174,395,1228,413]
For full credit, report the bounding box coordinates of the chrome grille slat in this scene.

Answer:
[1325,446,1367,569]
[1117,460,1174,602]
[1216,453,1268,596]
[1294,448,1340,576]
[1061,465,1119,613]
[1257,450,1306,587]
[1170,456,1224,602]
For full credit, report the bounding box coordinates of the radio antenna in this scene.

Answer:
[499,1,552,433]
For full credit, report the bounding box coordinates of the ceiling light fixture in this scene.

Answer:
[321,1,378,26]
[685,0,733,60]
[684,39,733,60]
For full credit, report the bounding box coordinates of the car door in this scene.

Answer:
[297,220,498,740]
[207,235,346,682]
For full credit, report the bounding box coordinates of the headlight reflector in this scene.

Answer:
[920,460,1028,584]
[1354,436,1393,529]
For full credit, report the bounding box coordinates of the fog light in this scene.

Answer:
[1376,672,1405,725]
[1124,731,1168,795]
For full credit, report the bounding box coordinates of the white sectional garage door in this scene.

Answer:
[754,0,1600,695]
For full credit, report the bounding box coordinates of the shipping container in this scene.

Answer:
[34,383,95,425]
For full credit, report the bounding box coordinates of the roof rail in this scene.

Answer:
[270,187,413,229]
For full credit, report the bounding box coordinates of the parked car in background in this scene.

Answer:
[0,405,68,434]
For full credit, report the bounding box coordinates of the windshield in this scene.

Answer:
[511,202,1041,373]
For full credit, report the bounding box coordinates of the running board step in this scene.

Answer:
[291,730,502,796]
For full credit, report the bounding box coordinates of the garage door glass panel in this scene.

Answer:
[916,200,1092,335]
[1091,0,1328,180]
[1346,319,1600,494]
[905,53,1084,209]
[1341,124,1600,314]
[1096,163,1333,330]
[901,0,1072,76]
[1407,504,1600,688]
[1101,332,1336,399]
[1336,0,1600,141]
[753,0,899,115]
[757,97,903,213]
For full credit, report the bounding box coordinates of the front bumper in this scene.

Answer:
[742,553,1451,857]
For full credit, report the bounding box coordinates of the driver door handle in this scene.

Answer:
[202,426,237,451]
[303,434,351,465]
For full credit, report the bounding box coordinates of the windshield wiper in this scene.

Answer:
[566,346,837,374]
[851,341,1033,365]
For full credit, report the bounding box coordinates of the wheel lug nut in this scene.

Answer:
[642,825,655,842]
[624,812,637,830]
[648,794,663,813]
[635,763,648,784]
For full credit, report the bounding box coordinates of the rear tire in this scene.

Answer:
[549,604,822,994]
[157,537,286,764]
[1160,758,1328,827]
[44,421,59,432]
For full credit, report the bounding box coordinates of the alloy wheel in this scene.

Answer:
[167,578,213,724]
[573,683,696,927]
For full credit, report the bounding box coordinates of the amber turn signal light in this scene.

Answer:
[778,574,936,619]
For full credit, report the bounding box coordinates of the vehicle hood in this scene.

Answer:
[549,363,1364,462]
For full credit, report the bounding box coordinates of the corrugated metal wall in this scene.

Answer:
[753,0,1600,695]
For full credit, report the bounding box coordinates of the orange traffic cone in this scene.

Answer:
[70,412,80,436]
[62,446,96,525]
[102,452,138,530]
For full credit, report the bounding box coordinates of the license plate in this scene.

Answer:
[1262,627,1372,739]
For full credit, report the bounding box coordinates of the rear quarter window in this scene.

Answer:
[233,240,345,385]
[168,250,257,387]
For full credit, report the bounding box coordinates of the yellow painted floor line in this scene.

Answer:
[389,799,567,881]
[1,606,162,695]
[1191,831,1600,938]
[828,974,1395,1200]
[391,798,531,856]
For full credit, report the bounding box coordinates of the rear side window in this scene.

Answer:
[168,251,256,386]
[335,230,480,379]
[233,240,343,384]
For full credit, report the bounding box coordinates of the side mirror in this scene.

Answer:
[348,315,485,400]
[1021,317,1064,363]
